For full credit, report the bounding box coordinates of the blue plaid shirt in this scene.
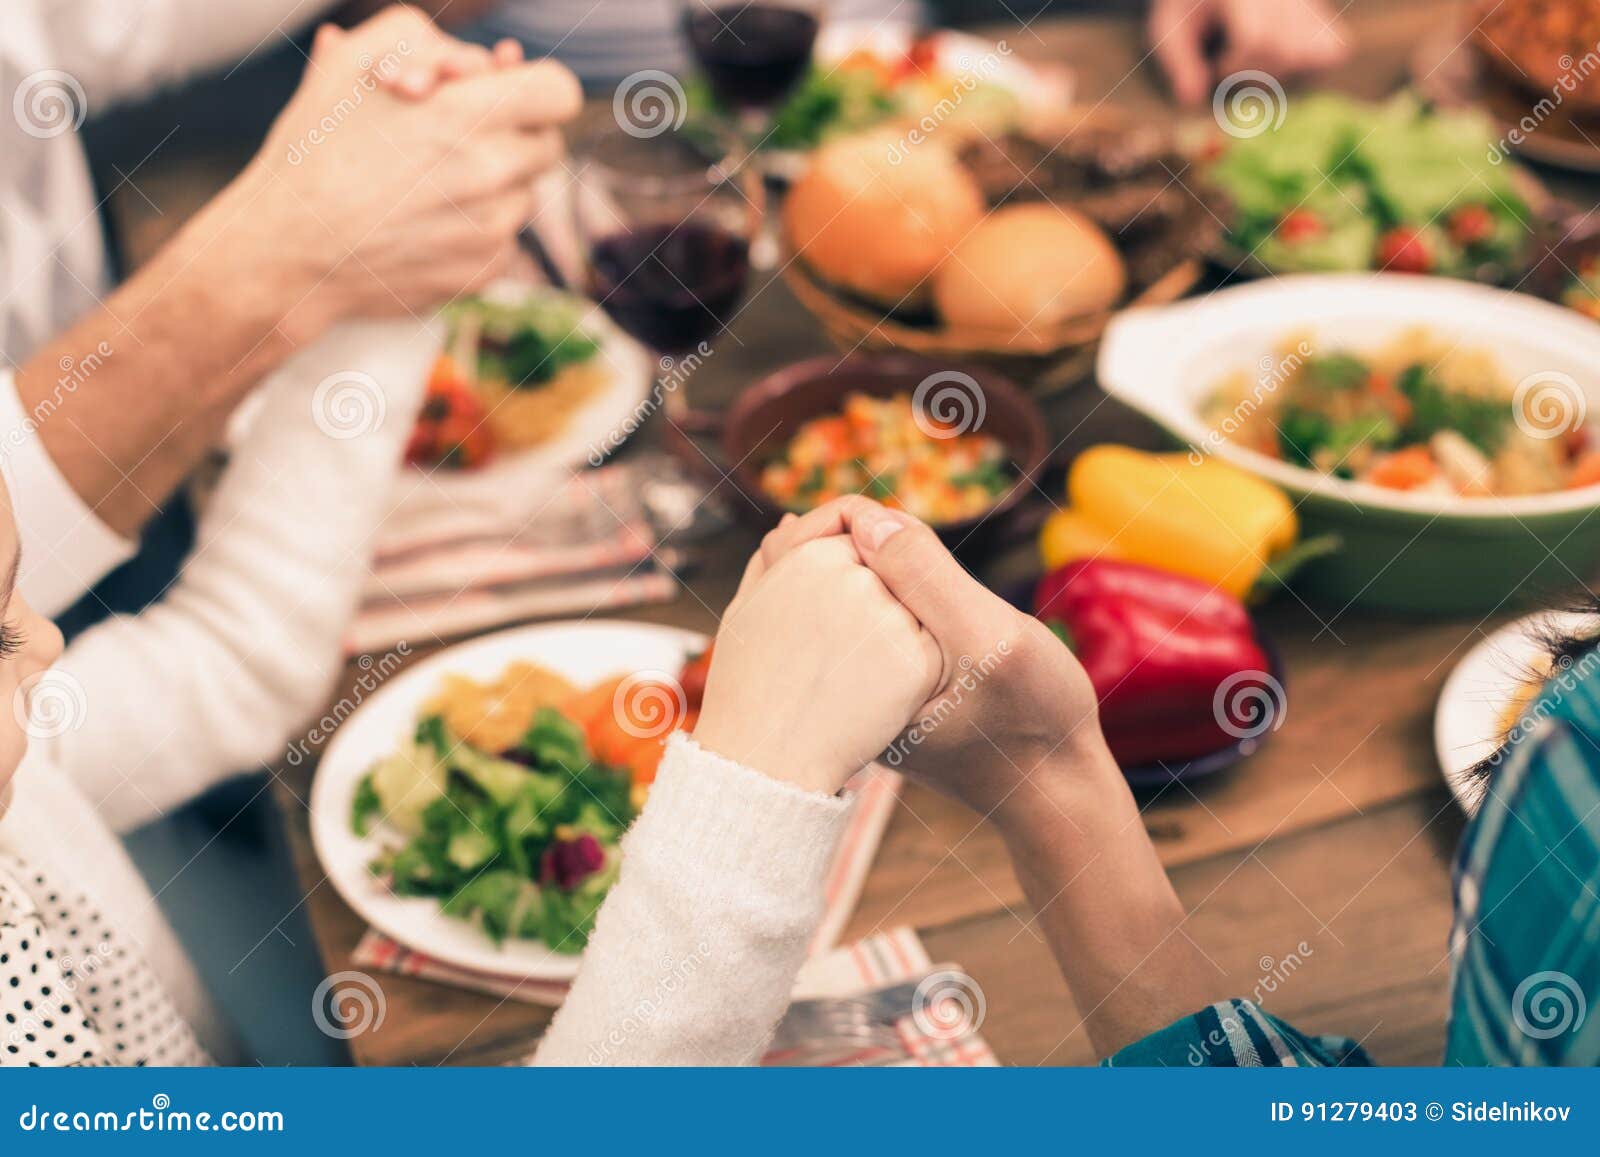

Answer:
[1106,656,1600,1067]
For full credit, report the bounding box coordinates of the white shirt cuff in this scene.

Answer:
[0,369,136,616]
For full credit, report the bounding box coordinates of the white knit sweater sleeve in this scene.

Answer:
[533,733,853,1066]
[38,319,440,834]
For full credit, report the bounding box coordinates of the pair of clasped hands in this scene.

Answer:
[695,496,1105,820]
[693,496,1214,1056]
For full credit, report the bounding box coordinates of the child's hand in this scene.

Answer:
[756,498,1119,827]
[694,535,940,796]
[758,501,1219,1059]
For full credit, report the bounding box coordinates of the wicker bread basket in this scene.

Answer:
[779,108,1213,393]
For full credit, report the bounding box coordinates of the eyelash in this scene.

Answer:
[0,623,26,660]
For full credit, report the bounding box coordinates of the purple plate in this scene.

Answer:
[1002,580,1287,791]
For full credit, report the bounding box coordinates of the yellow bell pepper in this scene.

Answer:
[1038,445,1298,599]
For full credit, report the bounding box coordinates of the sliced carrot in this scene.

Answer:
[1367,445,1438,490]
[587,676,689,768]
[620,709,698,786]
[562,675,627,739]
[1569,451,1600,489]
[621,738,666,786]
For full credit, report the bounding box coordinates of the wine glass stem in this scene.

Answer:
[731,109,780,272]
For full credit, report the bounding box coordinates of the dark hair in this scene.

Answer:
[1464,598,1600,793]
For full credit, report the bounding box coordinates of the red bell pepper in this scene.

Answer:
[1033,559,1275,767]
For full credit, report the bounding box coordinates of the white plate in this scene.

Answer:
[310,619,707,981]
[762,23,1071,182]
[1433,610,1586,812]
[1098,273,1600,520]
[226,285,657,544]
[814,24,1067,109]
[380,290,656,542]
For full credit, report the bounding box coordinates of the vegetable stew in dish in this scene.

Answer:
[758,392,1014,523]
[1202,329,1600,496]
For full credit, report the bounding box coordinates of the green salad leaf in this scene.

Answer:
[350,775,382,838]
[446,295,601,389]
[1209,91,1529,275]
[686,68,898,151]
[1398,364,1511,454]
[354,702,636,952]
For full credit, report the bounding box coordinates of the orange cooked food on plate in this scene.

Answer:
[759,392,1013,524]
[428,661,578,754]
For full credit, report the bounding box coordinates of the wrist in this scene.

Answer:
[691,711,845,797]
[193,163,345,349]
[989,729,1129,850]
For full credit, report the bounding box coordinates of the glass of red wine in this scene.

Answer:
[680,0,823,135]
[571,122,761,369]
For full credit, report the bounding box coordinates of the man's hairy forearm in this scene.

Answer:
[13,162,332,536]
[994,747,1220,1059]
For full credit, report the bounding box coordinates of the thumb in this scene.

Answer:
[848,505,988,642]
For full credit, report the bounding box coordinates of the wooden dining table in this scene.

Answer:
[110,0,1593,1067]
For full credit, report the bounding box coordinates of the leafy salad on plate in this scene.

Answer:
[1208,92,1534,279]
[350,648,711,952]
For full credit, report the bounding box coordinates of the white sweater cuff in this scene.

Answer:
[532,734,855,1065]
[629,733,853,893]
[0,368,135,616]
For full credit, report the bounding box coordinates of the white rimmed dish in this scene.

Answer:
[310,619,705,982]
[1097,274,1600,613]
[381,287,655,543]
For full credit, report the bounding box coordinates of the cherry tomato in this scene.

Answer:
[1375,227,1432,274]
[1277,209,1325,243]
[907,37,939,76]
[1447,204,1496,247]
[678,646,713,708]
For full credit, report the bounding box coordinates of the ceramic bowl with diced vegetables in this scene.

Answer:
[1098,274,1600,614]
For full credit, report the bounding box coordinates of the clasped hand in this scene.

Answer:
[695,497,1118,823]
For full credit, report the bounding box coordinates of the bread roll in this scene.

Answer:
[933,204,1127,337]
[784,132,986,310]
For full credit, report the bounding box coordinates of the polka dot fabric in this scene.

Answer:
[0,856,210,1067]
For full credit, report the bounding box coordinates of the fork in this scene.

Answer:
[763,978,926,1066]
